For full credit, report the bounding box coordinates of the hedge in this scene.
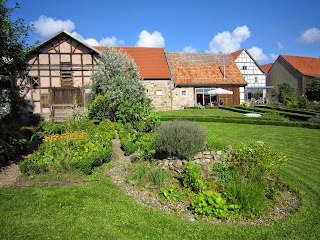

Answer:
[159,116,320,129]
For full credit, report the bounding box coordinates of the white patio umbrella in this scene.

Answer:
[207,88,233,95]
[207,88,233,105]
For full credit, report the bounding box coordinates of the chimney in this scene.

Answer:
[223,56,228,80]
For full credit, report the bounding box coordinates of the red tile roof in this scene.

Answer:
[261,63,273,73]
[166,52,246,86]
[281,55,320,77]
[93,46,171,79]
[231,49,243,60]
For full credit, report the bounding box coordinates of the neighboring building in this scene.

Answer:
[267,55,320,95]
[232,49,272,103]
[166,52,247,107]
[261,63,273,74]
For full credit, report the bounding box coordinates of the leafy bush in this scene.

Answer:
[155,121,207,159]
[190,191,240,219]
[273,83,299,108]
[214,141,287,217]
[20,119,115,174]
[159,187,183,201]
[240,101,250,108]
[117,123,156,160]
[88,93,112,122]
[116,99,160,132]
[182,162,204,192]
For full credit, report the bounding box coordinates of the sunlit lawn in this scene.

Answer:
[0,122,319,239]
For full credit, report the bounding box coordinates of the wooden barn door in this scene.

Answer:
[49,87,84,106]
[48,87,84,121]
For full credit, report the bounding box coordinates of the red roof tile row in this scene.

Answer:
[166,52,246,86]
[281,55,320,77]
[94,46,171,79]
[261,63,273,73]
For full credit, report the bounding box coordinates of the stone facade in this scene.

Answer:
[144,79,173,111]
[172,87,195,109]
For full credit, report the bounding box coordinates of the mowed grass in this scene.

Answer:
[158,108,245,117]
[0,122,319,239]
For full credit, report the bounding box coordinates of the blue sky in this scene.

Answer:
[9,0,320,64]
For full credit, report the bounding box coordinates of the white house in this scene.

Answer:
[232,49,272,103]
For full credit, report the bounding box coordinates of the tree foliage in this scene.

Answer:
[305,78,320,101]
[273,83,299,108]
[88,47,159,131]
[89,47,147,104]
[0,0,30,117]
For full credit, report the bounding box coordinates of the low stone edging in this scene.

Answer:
[157,150,224,178]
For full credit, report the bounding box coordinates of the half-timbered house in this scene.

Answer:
[232,49,272,103]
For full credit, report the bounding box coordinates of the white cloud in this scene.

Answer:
[270,53,278,61]
[299,27,320,43]
[136,30,165,47]
[208,25,251,53]
[247,46,269,63]
[72,32,124,46]
[183,45,198,53]
[31,15,75,38]
[100,36,125,46]
[277,42,284,49]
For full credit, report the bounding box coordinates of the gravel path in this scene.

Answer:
[0,163,21,188]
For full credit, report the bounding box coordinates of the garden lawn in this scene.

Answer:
[1,123,319,239]
[158,108,245,118]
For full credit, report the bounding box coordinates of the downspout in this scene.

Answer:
[164,50,174,110]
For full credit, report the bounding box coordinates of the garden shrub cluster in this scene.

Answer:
[117,123,156,161]
[154,120,207,159]
[20,118,115,175]
[210,141,287,218]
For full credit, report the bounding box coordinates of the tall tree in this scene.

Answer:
[0,0,29,117]
[90,47,147,103]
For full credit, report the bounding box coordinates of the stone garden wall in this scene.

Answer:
[157,150,224,178]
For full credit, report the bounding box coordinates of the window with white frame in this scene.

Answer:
[242,66,247,70]
[156,90,163,96]
[255,77,258,83]
[181,90,187,96]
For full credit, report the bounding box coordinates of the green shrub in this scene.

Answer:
[155,121,207,159]
[117,123,156,160]
[159,187,183,201]
[116,99,160,132]
[88,93,112,122]
[215,141,287,217]
[20,119,114,175]
[190,191,240,219]
[182,162,204,192]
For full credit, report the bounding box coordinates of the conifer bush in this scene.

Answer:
[154,120,207,159]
